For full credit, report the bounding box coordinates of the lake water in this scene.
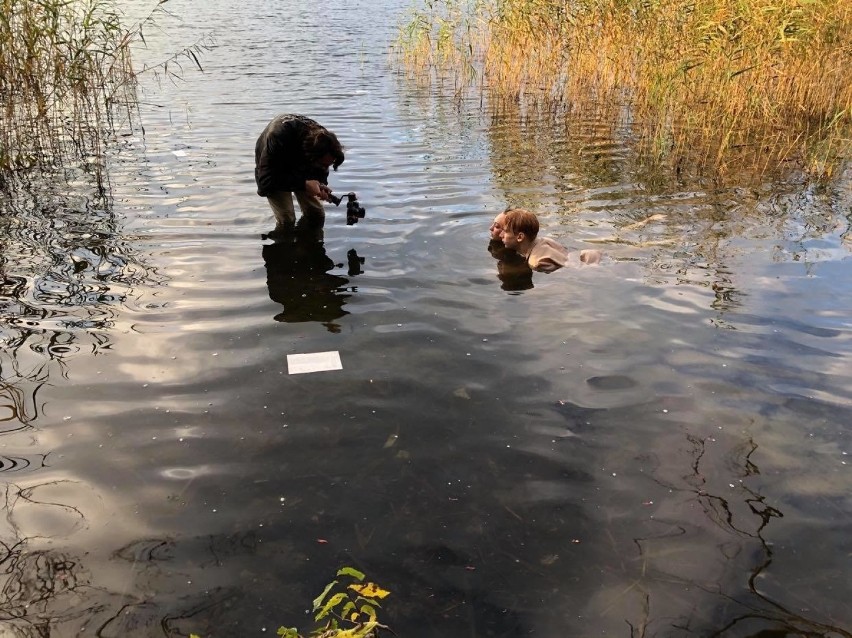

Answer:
[1,0,850,636]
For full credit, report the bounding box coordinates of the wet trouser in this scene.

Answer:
[266,190,325,230]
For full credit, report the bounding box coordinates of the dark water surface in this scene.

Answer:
[1,0,851,636]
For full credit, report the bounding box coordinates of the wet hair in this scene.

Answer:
[503,208,539,241]
[304,127,345,170]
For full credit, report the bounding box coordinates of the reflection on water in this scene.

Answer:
[631,434,851,638]
[1,171,160,441]
[0,0,850,635]
[488,239,534,291]
[262,219,361,333]
[0,481,91,636]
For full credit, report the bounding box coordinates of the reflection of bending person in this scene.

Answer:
[262,220,358,333]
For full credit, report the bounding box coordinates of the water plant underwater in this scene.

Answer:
[394,0,851,181]
[0,0,208,188]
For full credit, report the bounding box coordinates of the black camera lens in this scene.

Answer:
[344,193,365,225]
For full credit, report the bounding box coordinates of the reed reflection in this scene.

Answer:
[262,218,362,333]
[1,174,158,435]
[0,481,89,637]
[486,106,632,212]
[629,434,852,637]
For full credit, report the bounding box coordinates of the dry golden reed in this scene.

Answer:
[0,0,135,173]
[395,0,851,180]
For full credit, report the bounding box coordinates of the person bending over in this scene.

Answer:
[255,114,345,236]
[499,208,601,273]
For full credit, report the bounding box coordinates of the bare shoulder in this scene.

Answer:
[579,249,602,265]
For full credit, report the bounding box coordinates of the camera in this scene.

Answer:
[328,191,366,225]
[347,248,365,275]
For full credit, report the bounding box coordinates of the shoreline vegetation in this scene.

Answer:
[394,0,851,182]
[0,0,207,189]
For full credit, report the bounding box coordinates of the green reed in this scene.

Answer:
[0,0,205,181]
[395,0,851,181]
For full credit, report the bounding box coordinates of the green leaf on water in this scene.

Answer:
[337,566,366,581]
[315,592,347,620]
[312,580,338,610]
[359,604,377,622]
[341,600,356,618]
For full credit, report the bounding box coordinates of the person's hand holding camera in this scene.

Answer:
[305,179,332,202]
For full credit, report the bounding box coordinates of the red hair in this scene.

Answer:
[503,208,539,240]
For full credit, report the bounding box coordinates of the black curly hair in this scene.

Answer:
[304,127,345,170]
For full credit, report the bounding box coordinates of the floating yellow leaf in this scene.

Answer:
[348,582,390,599]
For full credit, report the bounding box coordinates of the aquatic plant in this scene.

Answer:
[0,0,206,183]
[188,567,391,638]
[395,0,851,180]
[285,566,391,638]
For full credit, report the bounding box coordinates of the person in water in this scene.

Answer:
[487,210,511,259]
[484,210,530,290]
[489,211,507,241]
[499,208,602,272]
[254,114,345,236]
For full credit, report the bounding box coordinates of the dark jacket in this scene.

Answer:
[255,114,330,197]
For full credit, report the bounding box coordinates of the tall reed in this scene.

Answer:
[0,0,205,182]
[395,0,851,180]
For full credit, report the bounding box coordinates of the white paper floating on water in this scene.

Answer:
[172,149,188,157]
[287,351,342,375]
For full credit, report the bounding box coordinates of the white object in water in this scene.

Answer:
[287,351,343,375]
